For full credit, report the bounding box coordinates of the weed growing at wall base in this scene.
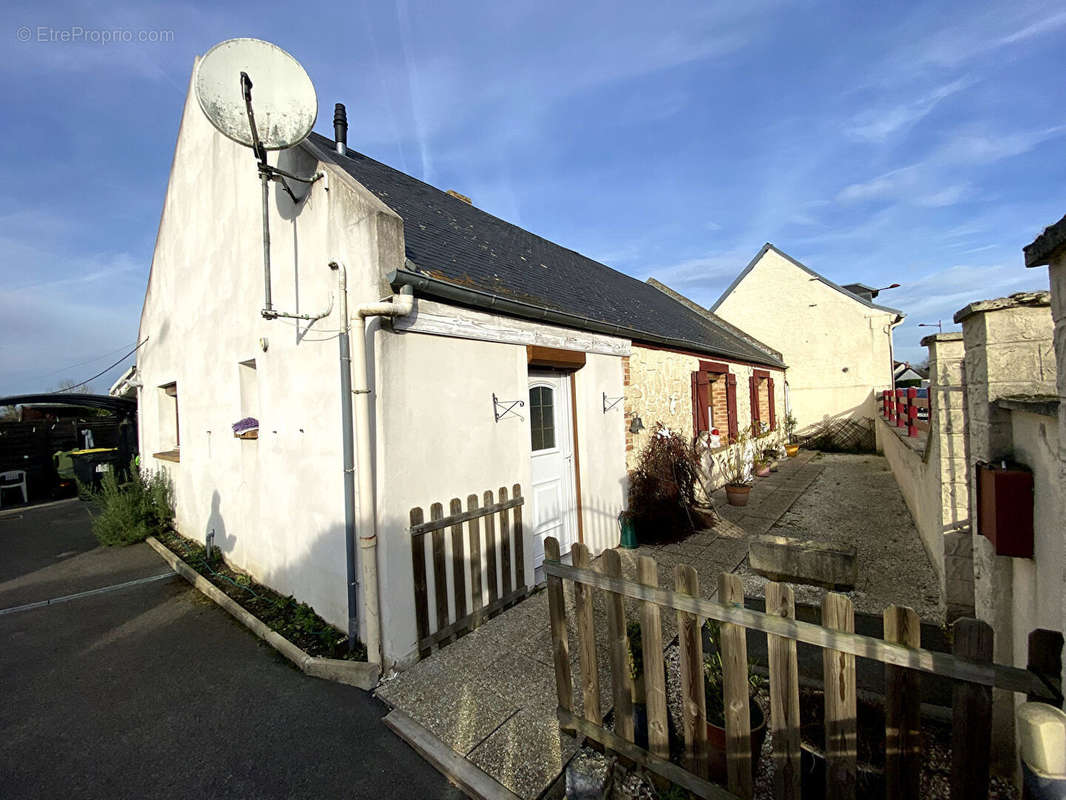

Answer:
[84,464,174,546]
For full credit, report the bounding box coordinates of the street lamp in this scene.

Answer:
[918,321,943,333]
[874,283,901,292]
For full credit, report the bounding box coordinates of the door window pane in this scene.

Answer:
[529,386,556,451]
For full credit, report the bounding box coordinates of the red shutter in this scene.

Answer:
[768,377,776,429]
[726,373,738,440]
[690,372,700,434]
[691,371,709,434]
[749,375,759,426]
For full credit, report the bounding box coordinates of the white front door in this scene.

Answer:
[528,371,577,572]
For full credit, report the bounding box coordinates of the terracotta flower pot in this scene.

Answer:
[706,699,767,783]
[755,465,771,478]
[785,444,800,458]
[725,484,751,506]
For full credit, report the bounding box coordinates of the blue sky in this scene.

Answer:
[2,0,1064,395]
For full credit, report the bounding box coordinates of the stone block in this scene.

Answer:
[748,534,857,590]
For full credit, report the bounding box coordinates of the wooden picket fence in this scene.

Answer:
[544,536,1047,800]
[409,484,527,659]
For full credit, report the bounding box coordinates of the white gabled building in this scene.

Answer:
[137,60,785,669]
[712,244,904,435]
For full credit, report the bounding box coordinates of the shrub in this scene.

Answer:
[86,463,175,546]
[627,424,703,543]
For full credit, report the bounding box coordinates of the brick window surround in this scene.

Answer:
[749,369,776,434]
[692,360,738,441]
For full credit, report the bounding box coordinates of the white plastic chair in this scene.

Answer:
[0,470,28,507]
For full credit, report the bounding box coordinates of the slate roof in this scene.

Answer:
[710,243,904,317]
[304,133,783,367]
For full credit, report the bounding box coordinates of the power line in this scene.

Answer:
[57,338,149,394]
[32,342,138,383]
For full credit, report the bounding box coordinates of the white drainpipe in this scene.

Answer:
[336,266,414,666]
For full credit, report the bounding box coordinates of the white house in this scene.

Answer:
[711,244,904,436]
[136,61,786,669]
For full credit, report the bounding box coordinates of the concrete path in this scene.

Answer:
[376,452,828,799]
[0,501,464,800]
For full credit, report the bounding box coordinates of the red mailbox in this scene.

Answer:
[976,461,1034,558]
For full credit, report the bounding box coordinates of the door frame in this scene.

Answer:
[528,369,580,570]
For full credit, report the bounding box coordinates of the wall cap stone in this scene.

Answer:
[920,331,964,347]
[994,394,1060,418]
[1024,213,1066,267]
[953,291,1051,324]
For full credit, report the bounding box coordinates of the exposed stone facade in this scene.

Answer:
[623,344,786,484]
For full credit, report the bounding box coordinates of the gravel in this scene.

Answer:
[736,452,943,622]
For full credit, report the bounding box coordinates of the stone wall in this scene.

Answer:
[623,344,786,485]
[954,292,1056,774]
[876,333,972,622]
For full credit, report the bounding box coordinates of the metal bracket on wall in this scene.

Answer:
[602,392,623,413]
[492,393,525,422]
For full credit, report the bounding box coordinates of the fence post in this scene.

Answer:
[719,572,753,800]
[466,494,483,627]
[639,556,670,761]
[544,537,573,717]
[410,506,430,658]
[906,388,918,437]
[604,549,635,742]
[884,605,921,800]
[430,502,451,645]
[449,498,467,627]
[499,486,512,597]
[482,490,498,608]
[572,543,602,726]
[823,593,857,800]
[767,581,801,800]
[951,618,993,800]
[675,564,709,779]
[896,388,906,428]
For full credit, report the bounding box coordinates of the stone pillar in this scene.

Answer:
[922,332,973,620]
[954,292,1056,774]
[1023,221,1066,708]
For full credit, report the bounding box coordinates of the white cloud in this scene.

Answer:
[847,78,971,142]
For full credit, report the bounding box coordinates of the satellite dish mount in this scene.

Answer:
[195,38,330,322]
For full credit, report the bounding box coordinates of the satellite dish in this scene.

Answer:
[195,38,317,151]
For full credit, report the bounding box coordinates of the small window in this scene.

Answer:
[156,381,180,460]
[529,386,556,451]
[238,360,259,419]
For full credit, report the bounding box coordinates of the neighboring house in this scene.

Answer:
[711,244,904,434]
[135,66,786,668]
[893,361,928,388]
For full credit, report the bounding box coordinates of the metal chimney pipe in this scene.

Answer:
[334,103,348,155]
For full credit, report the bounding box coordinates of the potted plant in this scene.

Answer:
[627,424,704,542]
[704,621,767,783]
[754,455,771,478]
[784,413,800,458]
[722,426,753,506]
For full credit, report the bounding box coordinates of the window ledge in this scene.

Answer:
[153,449,181,463]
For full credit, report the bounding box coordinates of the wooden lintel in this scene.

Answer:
[526,345,586,370]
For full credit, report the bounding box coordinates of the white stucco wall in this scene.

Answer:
[137,64,403,635]
[374,324,627,665]
[715,247,897,432]
[1005,409,1063,676]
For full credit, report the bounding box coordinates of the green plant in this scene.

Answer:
[703,620,765,727]
[721,426,753,487]
[627,424,704,543]
[86,462,175,546]
[784,413,798,444]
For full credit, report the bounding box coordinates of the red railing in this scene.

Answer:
[881,388,929,436]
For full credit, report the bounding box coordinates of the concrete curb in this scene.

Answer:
[146,536,380,691]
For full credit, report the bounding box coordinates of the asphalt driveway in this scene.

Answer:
[0,501,462,799]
